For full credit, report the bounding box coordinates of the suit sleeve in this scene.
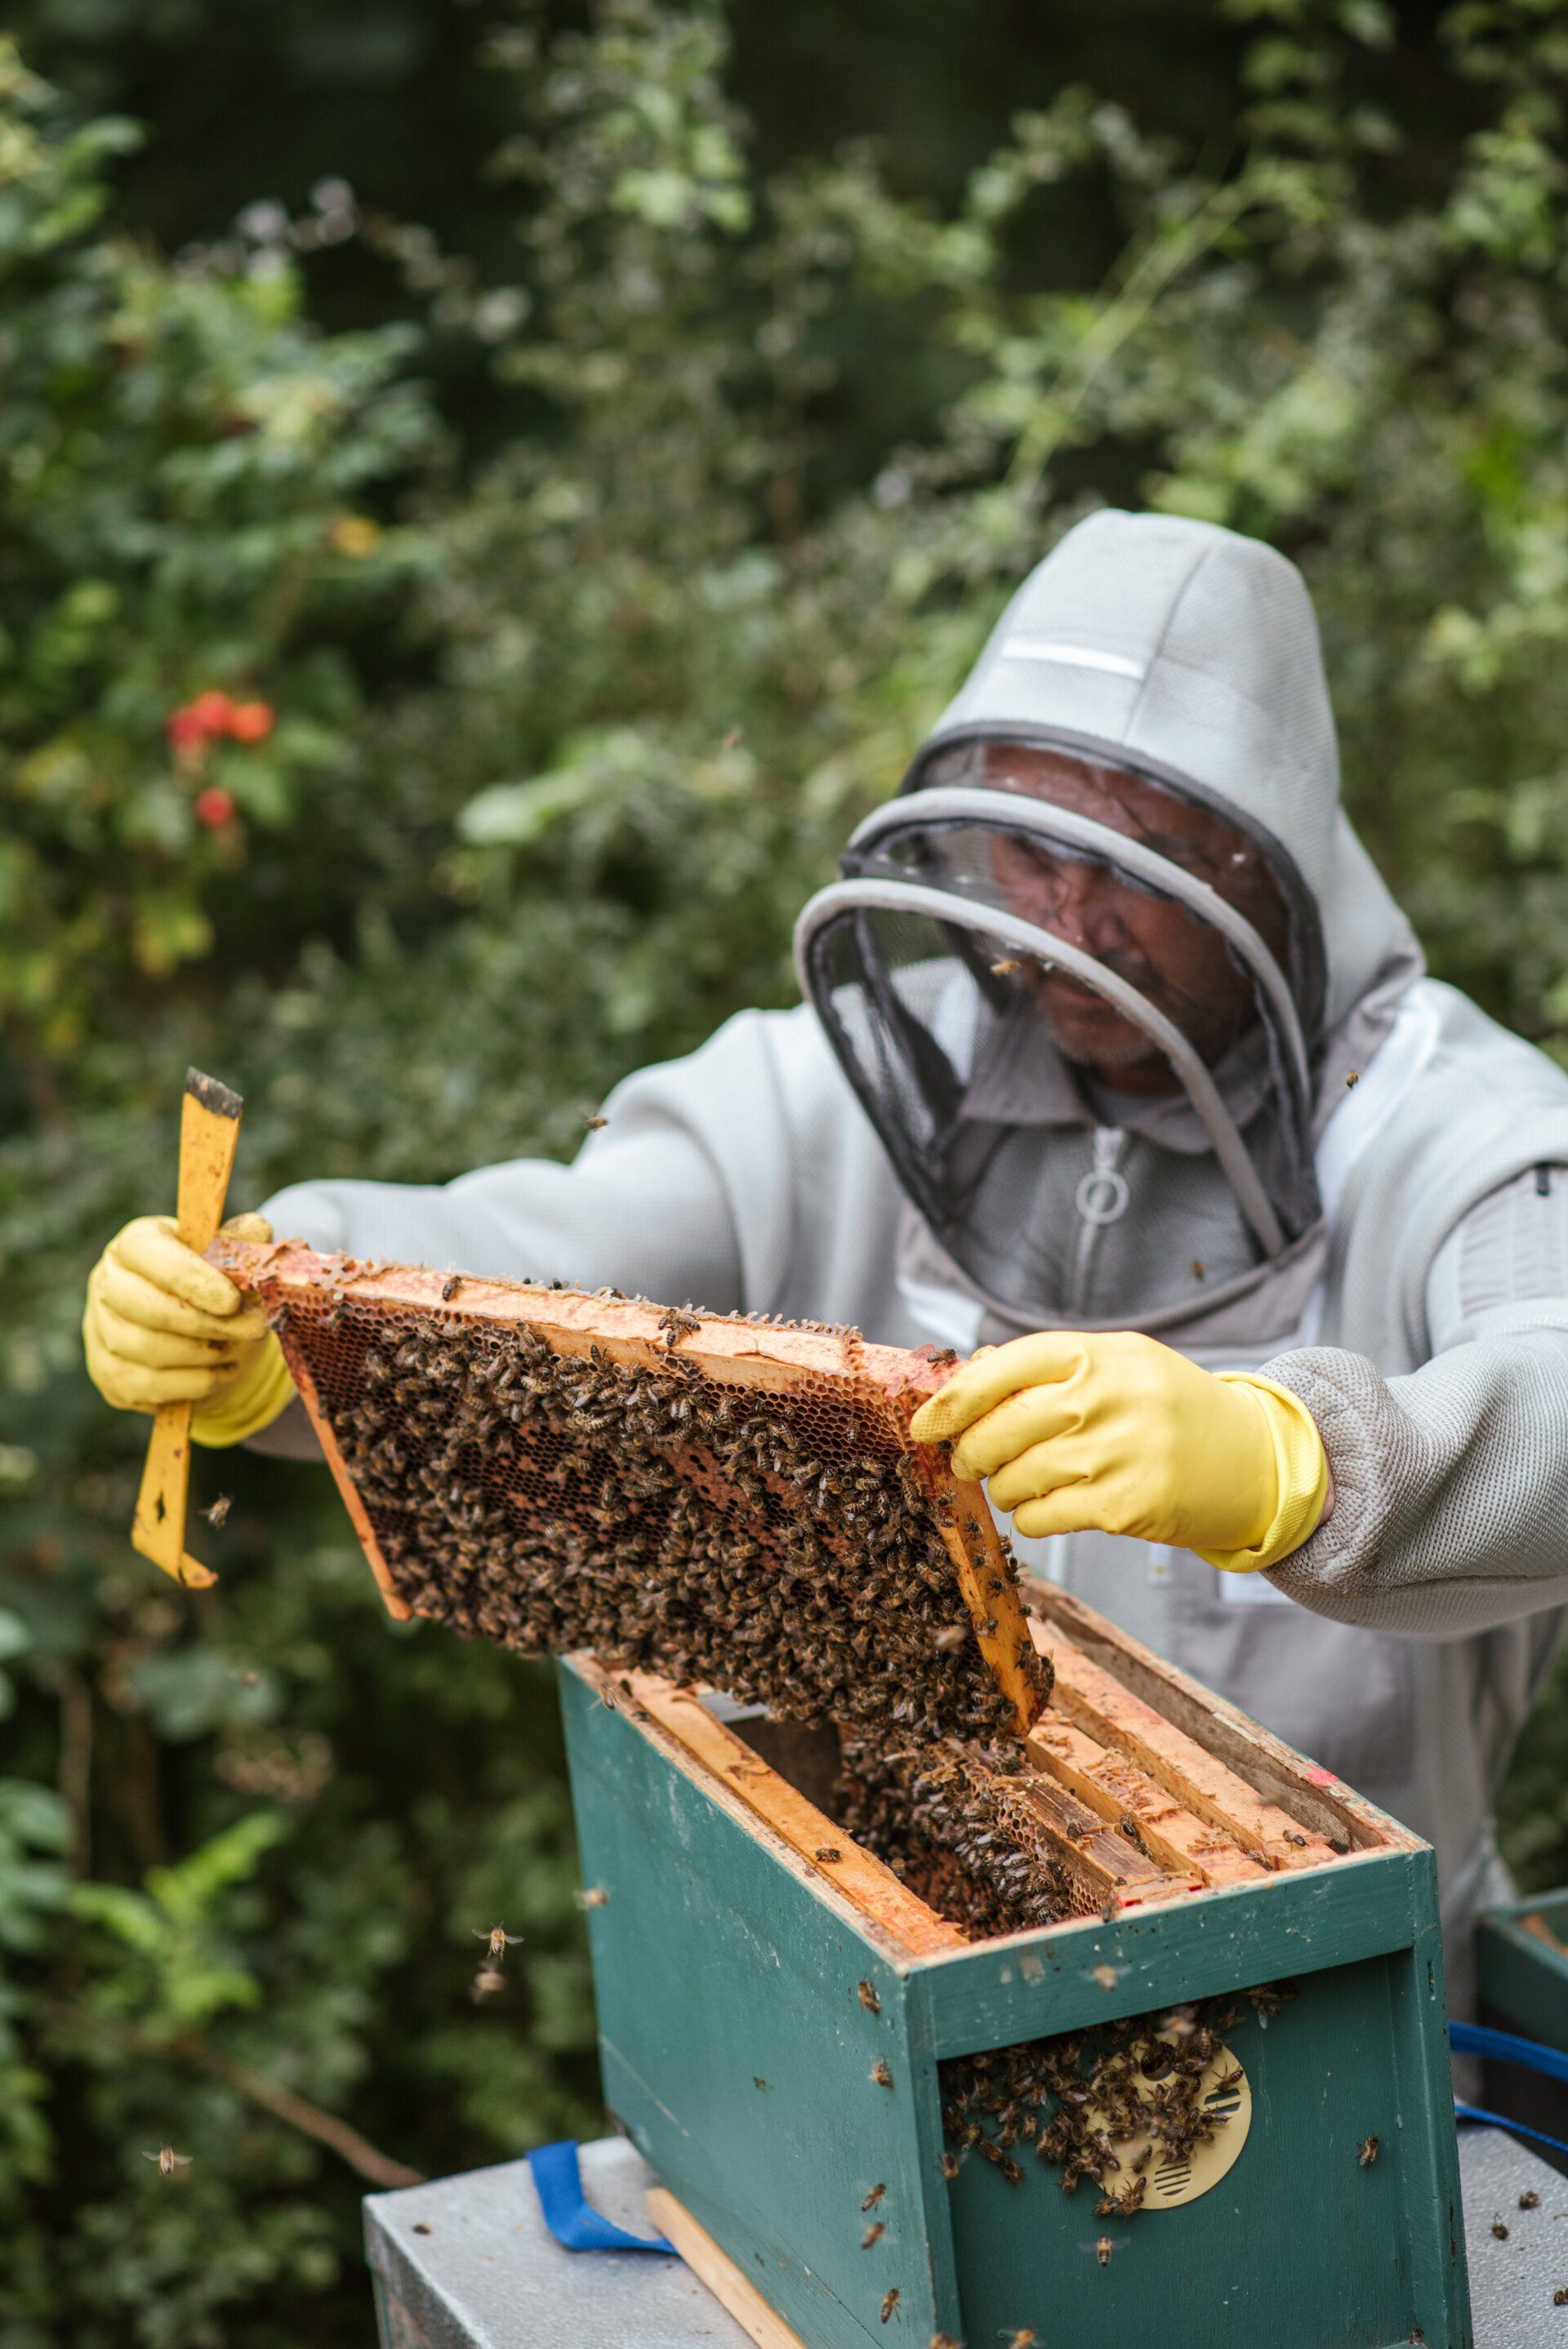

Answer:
[1258,1166,1568,1635]
[245,1016,783,1456]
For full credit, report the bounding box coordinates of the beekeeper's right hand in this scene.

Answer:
[84,1210,276,1415]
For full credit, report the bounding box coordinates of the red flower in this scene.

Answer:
[194,787,237,830]
[226,699,274,742]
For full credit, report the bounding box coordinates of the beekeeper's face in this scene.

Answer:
[982,745,1290,1089]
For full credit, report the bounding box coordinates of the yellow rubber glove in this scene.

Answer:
[83,1210,295,1446]
[908,1330,1329,1572]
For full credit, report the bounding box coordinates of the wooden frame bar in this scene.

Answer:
[1023,1712,1268,1888]
[1027,1616,1344,1870]
[1027,1582,1402,1855]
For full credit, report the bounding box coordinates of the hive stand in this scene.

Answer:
[363,2126,1559,2349]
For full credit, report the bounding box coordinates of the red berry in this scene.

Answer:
[167,689,236,748]
[194,786,237,830]
[225,699,274,742]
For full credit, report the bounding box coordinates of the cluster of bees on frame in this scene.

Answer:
[282,1289,1044,1745]
[938,1982,1294,2225]
[837,1734,1067,1937]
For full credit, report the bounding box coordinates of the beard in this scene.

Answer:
[1037,969,1246,1078]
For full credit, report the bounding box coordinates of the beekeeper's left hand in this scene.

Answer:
[908,1330,1329,1572]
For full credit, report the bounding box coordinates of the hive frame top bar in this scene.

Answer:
[208,1237,1046,1736]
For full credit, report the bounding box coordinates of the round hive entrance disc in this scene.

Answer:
[1081,2039,1252,2212]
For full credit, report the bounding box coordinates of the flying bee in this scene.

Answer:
[575,1886,609,1910]
[862,2222,885,2249]
[473,1924,523,1959]
[1094,2235,1114,2268]
[201,1495,232,1528]
[142,2147,192,2177]
[990,958,1022,978]
[470,1965,506,2002]
[1007,2333,1040,2347]
[585,1113,609,1131]
[861,2182,886,2211]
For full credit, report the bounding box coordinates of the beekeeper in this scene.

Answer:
[84,510,1568,2008]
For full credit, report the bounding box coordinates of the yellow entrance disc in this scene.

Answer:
[1080,2037,1252,2211]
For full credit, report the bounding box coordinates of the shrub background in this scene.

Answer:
[5,2,1568,2338]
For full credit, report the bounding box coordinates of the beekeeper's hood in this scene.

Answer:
[795,510,1420,1328]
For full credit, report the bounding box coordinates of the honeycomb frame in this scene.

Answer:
[208,1237,1048,1741]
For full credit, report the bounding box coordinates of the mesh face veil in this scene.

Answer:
[793,738,1323,1326]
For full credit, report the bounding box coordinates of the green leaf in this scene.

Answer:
[457,769,601,847]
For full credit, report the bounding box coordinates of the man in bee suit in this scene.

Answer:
[85,510,1568,2015]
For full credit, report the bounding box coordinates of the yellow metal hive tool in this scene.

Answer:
[130,1068,244,1589]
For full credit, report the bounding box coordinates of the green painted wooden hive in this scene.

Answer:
[561,1588,1469,2349]
[209,1244,1470,2349]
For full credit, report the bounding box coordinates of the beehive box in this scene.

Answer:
[212,1240,1469,2349]
[562,1596,1467,2349]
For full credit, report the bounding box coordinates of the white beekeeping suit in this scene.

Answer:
[260,512,1568,2012]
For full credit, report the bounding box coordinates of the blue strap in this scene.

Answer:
[1450,2020,1568,2087]
[1450,2020,1568,2162]
[1454,2099,1568,2162]
[525,2140,675,2254]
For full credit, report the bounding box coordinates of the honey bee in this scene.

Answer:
[1357,2134,1379,2167]
[990,959,1022,978]
[861,2182,886,2211]
[1491,2221,1508,2240]
[585,1113,609,1131]
[857,1980,881,2014]
[473,1925,523,1959]
[814,1847,842,1865]
[880,2289,900,2323]
[862,2222,885,2249]
[441,1277,462,1302]
[1521,2190,1541,2209]
[470,1965,506,2002]
[870,2060,893,2088]
[939,2152,960,2182]
[1094,2235,1113,2267]
[574,1887,609,1909]
[142,2147,192,2177]
[1006,2333,1039,2348]
[200,1494,232,1528]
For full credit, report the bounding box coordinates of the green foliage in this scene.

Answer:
[5,1,1568,2337]
[0,38,432,1064]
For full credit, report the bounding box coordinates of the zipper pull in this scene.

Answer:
[1075,1127,1130,1227]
